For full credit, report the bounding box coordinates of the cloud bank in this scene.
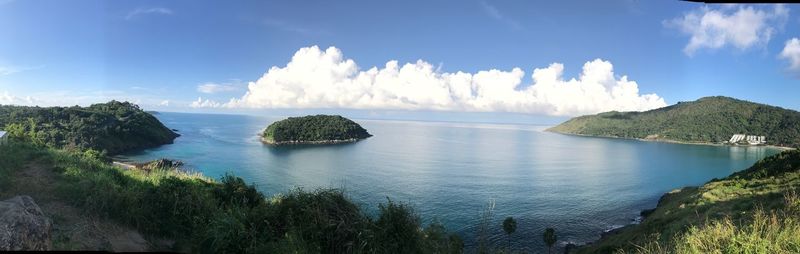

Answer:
[665,4,789,56]
[0,91,36,105]
[780,38,800,74]
[197,46,667,116]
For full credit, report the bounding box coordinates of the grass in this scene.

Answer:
[577,150,800,254]
[0,141,464,253]
[626,192,800,254]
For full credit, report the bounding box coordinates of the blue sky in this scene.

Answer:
[0,1,799,124]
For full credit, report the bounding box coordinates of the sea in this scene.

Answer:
[116,112,782,252]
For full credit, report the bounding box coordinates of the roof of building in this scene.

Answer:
[0,131,6,138]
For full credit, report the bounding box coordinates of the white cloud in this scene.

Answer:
[159,100,170,106]
[190,97,225,108]
[208,46,666,116]
[197,82,239,94]
[125,7,173,20]
[780,38,800,74]
[0,91,36,105]
[665,4,789,56]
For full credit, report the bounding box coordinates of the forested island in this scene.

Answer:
[262,115,372,145]
[0,101,179,154]
[548,96,800,148]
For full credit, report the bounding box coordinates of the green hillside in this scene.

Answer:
[576,150,800,253]
[262,115,372,145]
[548,96,800,148]
[0,101,179,154]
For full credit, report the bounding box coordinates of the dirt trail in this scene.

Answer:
[1,161,168,252]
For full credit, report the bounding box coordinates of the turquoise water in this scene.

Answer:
[118,112,781,251]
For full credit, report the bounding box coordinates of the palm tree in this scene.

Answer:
[543,227,557,254]
[502,216,517,250]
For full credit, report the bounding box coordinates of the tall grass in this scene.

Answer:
[625,190,800,254]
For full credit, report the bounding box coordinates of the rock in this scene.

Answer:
[138,159,184,171]
[0,196,52,251]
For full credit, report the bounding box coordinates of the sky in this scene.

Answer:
[1,1,799,124]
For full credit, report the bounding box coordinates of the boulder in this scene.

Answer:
[138,158,184,171]
[0,195,52,251]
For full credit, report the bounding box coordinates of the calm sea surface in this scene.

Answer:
[118,112,782,251]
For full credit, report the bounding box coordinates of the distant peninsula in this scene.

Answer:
[0,101,179,154]
[261,115,372,145]
[548,96,800,148]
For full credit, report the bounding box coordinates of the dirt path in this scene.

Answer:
[1,161,168,252]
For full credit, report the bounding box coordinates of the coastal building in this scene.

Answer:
[729,134,746,143]
[728,134,766,145]
[0,130,7,145]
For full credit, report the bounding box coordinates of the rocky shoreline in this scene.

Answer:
[567,188,680,253]
[260,137,364,146]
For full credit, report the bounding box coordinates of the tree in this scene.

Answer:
[543,227,557,254]
[502,216,517,250]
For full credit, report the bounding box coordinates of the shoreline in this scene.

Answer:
[546,130,796,151]
[548,130,795,252]
[260,137,367,146]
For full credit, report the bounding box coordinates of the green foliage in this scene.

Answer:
[548,96,800,147]
[2,143,462,253]
[543,227,557,253]
[503,216,517,235]
[578,150,800,254]
[370,199,423,253]
[0,141,45,191]
[214,173,265,208]
[0,100,179,154]
[502,216,516,250]
[263,115,372,144]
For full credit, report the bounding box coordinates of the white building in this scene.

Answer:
[0,130,7,145]
[728,134,766,145]
[729,134,746,143]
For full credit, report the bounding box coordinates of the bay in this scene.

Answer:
[118,112,781,251]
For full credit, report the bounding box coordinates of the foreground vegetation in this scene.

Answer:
[262,115,372,145]
[0,101,179,154]
[548,96,800,148]
[577,150,800,253]
[0,140,463,253]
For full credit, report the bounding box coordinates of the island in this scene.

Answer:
[261,115,372,145]
[548,96,800,148]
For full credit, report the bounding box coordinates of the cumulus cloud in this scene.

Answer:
[780,38,800,74]
[665,4,789,56]
[206,46,665,116]
[190,97,226,108]
[159,100,170,106]
[125,7,173,20]
[0,91,36,105]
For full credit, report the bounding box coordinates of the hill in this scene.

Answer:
[575,149,800,253]
[262,115,372,145]
[548,96,800,148]
[0,101,179,154]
